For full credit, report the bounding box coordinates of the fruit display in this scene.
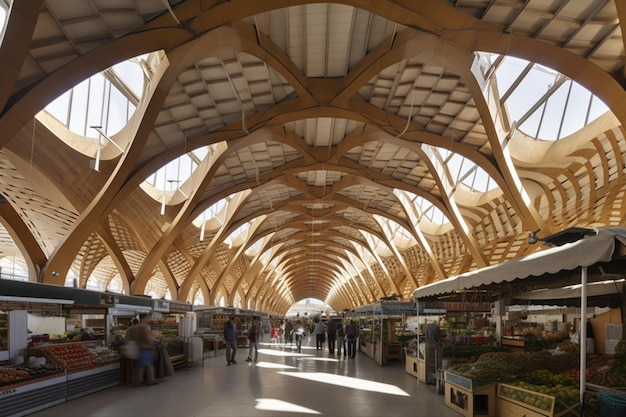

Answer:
[522,369,577,387]
[39,343,99,370]
[443,344,510,359]
[498,367,584,416]
[163,336,184,357]
[499,380,580,415]
[86,344,120,363]
[14,363,64,377]
[448,360,516,386]
[498,383,555,414]
[0,363,65,387]
[0,368,30,385]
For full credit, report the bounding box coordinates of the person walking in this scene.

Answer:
[345,319,359,358]
[313,319,325,350]
[327,320,337,354]
[336,321,346,358]
[294,321,306,353]
[125,314,157,386]
[279,320,286,344]
[285,320,294,346]
[223,316,238,365]
[270,326,279,344]
[246,319,259,362]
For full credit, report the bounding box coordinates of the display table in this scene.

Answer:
[203,338,224,357]
[66,362,120,400]
[1,373,66,417]
[0,361,120,417]
[501,337,525,352]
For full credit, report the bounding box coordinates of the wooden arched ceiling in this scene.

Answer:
[0,1,626,315]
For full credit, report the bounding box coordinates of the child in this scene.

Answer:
[270,327,279,344]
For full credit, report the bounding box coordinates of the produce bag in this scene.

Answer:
[121,340,140,360]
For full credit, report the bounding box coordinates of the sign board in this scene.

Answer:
[153,300,170,312]
[443,301,491,312]
[99,293,116,306]
[169,301,193,313]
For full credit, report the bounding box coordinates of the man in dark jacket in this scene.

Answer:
[327,320,337,354]
[223,316,238,365]
[345,320,359,358]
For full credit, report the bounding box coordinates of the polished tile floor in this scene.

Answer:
[28,338,459,417]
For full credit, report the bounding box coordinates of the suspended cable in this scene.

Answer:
[30,118,36,180]
[396,87,416,138]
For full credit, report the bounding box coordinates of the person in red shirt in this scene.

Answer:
[271,327,279,344]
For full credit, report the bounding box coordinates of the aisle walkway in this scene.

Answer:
[28,338,458,417]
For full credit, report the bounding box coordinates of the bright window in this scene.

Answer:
[477,52,609,141]
[45,54,147,138]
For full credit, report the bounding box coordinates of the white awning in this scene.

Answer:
[412,228,626,301]
[514,280,625,304]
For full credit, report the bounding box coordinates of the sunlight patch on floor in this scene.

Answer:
[299,357,339,362]
[278,372,410,396]
[255,398,320,414]
[258,348,312,357]
[254,361,297,369]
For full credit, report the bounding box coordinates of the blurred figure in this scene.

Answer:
[80,328,92,341]
[336,321,346,358]
[345,320,359,358]
[270,326,279,344]
[125,314,157,386]
[294,321,306,353]
[246,319,259,362]
[313,319,325,350]
[285,320,294,346]
[223,316,238,365]
[327,320,337,354]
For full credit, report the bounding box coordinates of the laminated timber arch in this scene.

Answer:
[1,0,626,314]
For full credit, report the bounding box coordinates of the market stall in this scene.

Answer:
[195,306,262,349]
[152,300,197,368]
[413,227,626,414]
[354,301,415,366]
[0,279,185,416]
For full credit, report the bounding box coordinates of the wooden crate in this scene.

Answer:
[496,383,580,417]
[444,371,496,417]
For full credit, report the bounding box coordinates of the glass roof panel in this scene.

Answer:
[0,2,7,46]
[224,223,250,248]
[415,195,448,225]
[477,52,609,142]
[245,237,264,257]
[444,152,496,193]
[45,54,147,139]
[145,146,208,193]
[493,55,528,95]
[374,214,415,249]
[0,255,29,281]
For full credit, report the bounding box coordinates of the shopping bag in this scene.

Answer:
[121,340,140,359]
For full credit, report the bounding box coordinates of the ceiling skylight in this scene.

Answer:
[0,3,7,44]
[477,52,609,141]
[45,54,148,139]
[144,146,208,193]
[439,148,496,192]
